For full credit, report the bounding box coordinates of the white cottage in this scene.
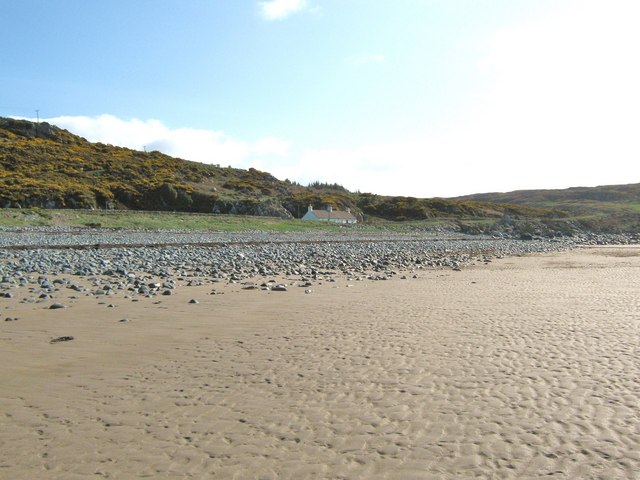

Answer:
[302,205,357,224]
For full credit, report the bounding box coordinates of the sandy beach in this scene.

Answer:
[1,246,639,479]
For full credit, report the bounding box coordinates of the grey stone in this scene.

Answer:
[50,336,74,343]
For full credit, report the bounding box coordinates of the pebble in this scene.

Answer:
[50,336,74,343]
[0,228,636,304]
[49,303,66,309]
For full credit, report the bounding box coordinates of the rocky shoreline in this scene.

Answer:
[1,228,638,302]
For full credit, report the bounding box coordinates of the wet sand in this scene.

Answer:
[1,246,639,479]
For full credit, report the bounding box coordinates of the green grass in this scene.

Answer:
[0,208,486,232]
[0,208,531,232]
[626,203,640,213]
[528,199,640,215]
[0,208,349,232]
[2,207,638,233]
[0,208,53,227]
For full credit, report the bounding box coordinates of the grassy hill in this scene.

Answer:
[456,184,640,233]
[0,117,291,214]
[3,116,638,233]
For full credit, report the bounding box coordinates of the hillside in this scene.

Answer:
[457,183,640,204]
[457,184,640,233]
[5,116,640,233]
[0,117,559,228]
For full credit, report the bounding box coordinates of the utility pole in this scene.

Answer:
[35,109,40,137]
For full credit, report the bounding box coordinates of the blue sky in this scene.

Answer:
[2,0,640,197]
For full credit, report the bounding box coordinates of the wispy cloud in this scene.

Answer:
[258,0,307,21]
[42,115,290,169]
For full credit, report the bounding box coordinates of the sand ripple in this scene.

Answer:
[1,247,639,479]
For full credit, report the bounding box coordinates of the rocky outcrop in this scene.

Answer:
[212,199,293,219]
[0,118,59,141]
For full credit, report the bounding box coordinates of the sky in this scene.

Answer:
[2,0,639,197]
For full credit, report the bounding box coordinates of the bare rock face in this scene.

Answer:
[213,199,293,219]
[251,200,294,219]
[0,117,58,140]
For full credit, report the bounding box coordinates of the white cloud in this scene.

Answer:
[460,0,640,194]
[44,114,290,170]
[287,0,633,197]
[253,137,291,156]
[259,0,307,21]
[271,1,640,197]
[270,140,478,198]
